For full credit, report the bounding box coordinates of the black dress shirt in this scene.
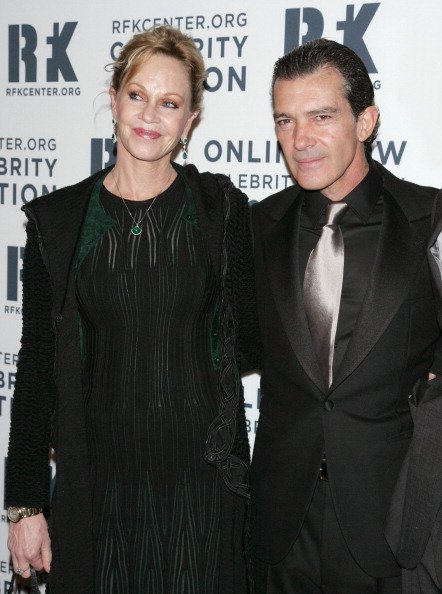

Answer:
[299,164,384,373]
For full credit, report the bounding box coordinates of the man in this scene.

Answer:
[381,202,442,594]
[251,38,442,593]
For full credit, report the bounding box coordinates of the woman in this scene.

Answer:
[6,25,259,594]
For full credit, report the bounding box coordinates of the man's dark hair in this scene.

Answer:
[272,38,379,154]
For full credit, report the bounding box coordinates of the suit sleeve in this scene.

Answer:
[5,218,56,508]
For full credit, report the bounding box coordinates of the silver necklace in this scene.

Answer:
[111,169,172,236]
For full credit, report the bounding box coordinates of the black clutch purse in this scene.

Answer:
[7,568,42,594]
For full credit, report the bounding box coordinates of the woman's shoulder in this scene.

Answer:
[23,167,110,217]
[179,163,249,207]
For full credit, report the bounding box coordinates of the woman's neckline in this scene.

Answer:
[100,173,183,207]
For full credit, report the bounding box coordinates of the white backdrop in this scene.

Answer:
[1,1,441,590]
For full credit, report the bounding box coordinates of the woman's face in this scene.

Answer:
[110,53,198,167]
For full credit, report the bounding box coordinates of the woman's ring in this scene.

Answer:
[14,566,30,576]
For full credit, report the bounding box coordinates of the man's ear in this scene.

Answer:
[357,105,379,143]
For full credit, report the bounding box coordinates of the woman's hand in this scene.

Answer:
[8,514,51,578]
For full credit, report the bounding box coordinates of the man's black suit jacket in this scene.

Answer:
[251,160,442,578]
[383,189,442,593]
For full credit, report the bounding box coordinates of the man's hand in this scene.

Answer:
[8,514,51,578]
[429,372,437,381]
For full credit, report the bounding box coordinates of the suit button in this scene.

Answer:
[324,400,334,411]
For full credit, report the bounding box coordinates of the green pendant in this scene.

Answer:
[131,225,142,235]
[182,150,188,160]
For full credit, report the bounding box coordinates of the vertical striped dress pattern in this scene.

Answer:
[76,177,221,594]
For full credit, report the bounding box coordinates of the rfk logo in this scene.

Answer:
[7,246,24,302]
[90,138,116,175]
[284,3,380,73]
[8,22,78,82]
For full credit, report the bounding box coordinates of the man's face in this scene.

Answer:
[273,66,372,201]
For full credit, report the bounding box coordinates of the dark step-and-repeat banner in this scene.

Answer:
[1,2,441,590]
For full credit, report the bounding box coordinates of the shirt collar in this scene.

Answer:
[303,161,383,227]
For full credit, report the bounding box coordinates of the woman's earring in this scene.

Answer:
[181,137,188,160]
[112,118,117,144]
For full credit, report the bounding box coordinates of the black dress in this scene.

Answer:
[76,176,222,594]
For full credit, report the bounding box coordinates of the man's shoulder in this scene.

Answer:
[252,183,300,220]
[374,160,439,218]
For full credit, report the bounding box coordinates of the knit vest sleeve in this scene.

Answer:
[5,219,56,507]
[226,184,262,374]
[222,179,262,466]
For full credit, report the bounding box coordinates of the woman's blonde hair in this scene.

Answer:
[111,25,206,110]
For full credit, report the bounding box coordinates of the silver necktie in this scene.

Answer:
[303,202,348,387]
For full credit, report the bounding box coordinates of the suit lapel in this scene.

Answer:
[332,189,427,389]
[263,194,326,393]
